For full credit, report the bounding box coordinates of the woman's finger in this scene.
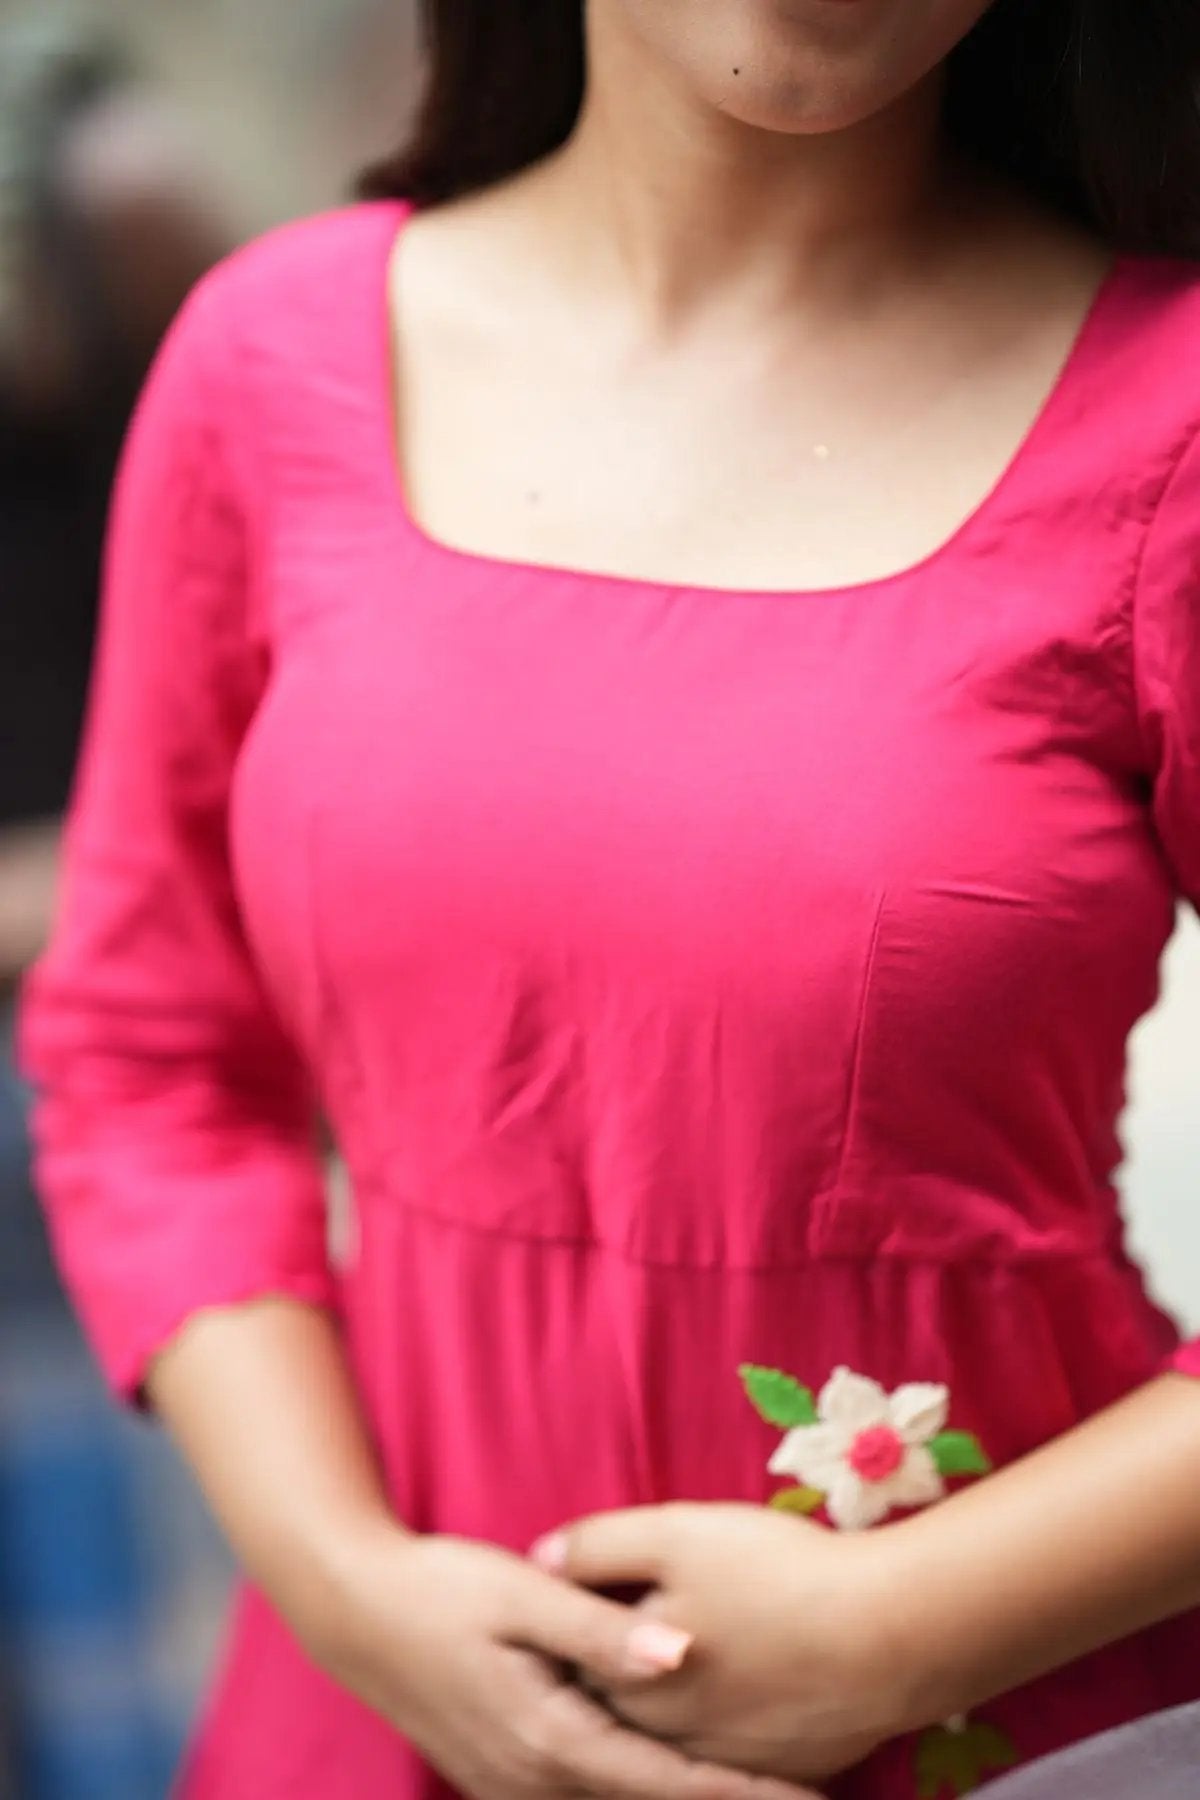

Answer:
[510,1563,693,1681]
[535,1681,825,1800]
[531,1505,673,1587]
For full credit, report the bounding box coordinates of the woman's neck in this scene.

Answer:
[540,3,967,331]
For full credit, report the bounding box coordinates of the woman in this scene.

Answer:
[21,1,1200,1795]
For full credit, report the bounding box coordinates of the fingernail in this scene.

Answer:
[530,1531,568,1573]
[625,1621,694,1674]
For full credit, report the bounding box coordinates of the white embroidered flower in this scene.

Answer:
[769,1365,949,1531]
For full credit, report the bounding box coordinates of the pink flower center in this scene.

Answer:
[847,1424,906,1483]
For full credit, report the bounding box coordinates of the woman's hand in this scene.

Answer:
[533,1503,909,1784]
[318,1524,827,1800]
[150,1304,823,1800]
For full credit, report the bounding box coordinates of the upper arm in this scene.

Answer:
[20,268,336,1400]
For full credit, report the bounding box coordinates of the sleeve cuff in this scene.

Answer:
[106,1264,341,1407]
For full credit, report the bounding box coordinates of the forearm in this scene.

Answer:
[879,1373,1200,1728]
[0,816,62,979]
[148,1298,404,1654]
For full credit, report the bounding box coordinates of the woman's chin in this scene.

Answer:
[704,69,905,139]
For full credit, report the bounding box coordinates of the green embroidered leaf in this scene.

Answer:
[768,1485,825,1516]
[970,1722,1019,1774]
[916,1764,943,1800]
[915,1721,1020,1797]
[947,1744,982,1797]
[916,1754,944,1800]
[942,1735,978,1792]
[929,1430,993,1478]
[739,1365,819,1428]
[915,1728,961,1798]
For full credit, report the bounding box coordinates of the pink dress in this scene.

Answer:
[20,201,1200,1798]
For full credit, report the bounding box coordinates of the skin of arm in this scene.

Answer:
[145,1300,401,1658]
[0,819,62,984]
[880,1371,1200,1726]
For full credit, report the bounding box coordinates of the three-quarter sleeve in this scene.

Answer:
[1133,427,1200,1380]
[19,272,337,1402]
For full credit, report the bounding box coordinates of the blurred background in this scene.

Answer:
[0,4,418,1795]
[0,3,1196,1796]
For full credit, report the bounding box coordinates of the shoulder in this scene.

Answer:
[1119,262,1200,673]
[171,201,405,372]
[1088,254,1200,437]
[122,203,402,502]
[1114,260,1200,536]
[1026,250,1200,545]
[203,202,404,307]
[1112,252,1200,328]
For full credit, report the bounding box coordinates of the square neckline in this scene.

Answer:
[370,198,1131,604]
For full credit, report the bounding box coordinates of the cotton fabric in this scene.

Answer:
[21,202,1200,1797]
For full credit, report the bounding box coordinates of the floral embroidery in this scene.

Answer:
[740,1363,1007,1794]
[915,1717,1019,1797]
[741,1363,991,1531]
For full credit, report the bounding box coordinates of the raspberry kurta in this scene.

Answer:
[21,203,1200,1797]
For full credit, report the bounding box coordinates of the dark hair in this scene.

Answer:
[361,0,1200,257]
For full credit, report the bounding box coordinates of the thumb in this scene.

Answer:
[516,1567,693,1683]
